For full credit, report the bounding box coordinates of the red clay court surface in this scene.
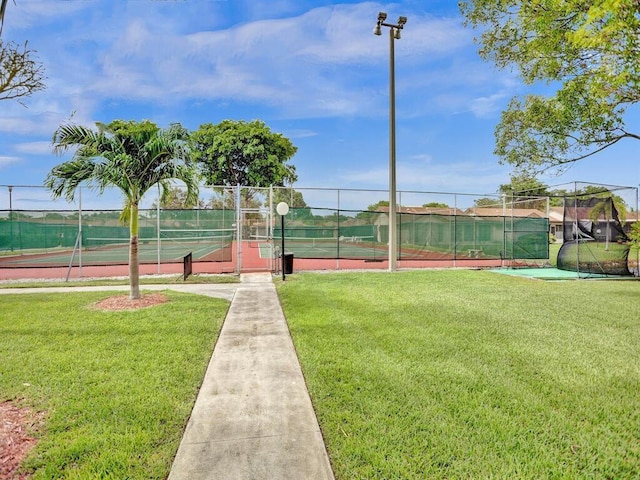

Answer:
[0,241,504,281]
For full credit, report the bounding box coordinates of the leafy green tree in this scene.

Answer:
[498,174,548,197]
[1,1,46,102]
[581,186,628,224]
[273,188,312,221]
[422,202,449,208]
[627,221,640,248]
[46,120,198,299]
[0,39,45,101]
[498,173,550,210]
[151,185,206,210]
[273,188,307,209]
[473,197,501,207]
[356,200,389,221]
[208,188,237,210]
[367,200,389,211]
[460,0,640,172]
[191,119,298,187]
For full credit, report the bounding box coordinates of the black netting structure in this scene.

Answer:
[557,196,631,276]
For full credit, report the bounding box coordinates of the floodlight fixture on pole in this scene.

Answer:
[373,12,407,272]
[276,201,289,281]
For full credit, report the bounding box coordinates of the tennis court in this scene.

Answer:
[248,234,478,261]
[0,184,556,278]
[0,232,233,268]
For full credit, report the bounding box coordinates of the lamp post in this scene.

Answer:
[374,12,406,272]
[8,185,13,252]
[276,201,289,281]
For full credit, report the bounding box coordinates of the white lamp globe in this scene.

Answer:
[276,202,289,216]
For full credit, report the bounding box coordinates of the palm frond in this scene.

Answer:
[0,0,14,36]
[119,202,131,226]
[52,124,104,156]
[44,157,99,201]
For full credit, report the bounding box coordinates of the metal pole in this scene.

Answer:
[281,214,286,281]
[388,26,397,272]
[269,185,274,272]
[8,185,13,252]
[337,189,340,270]
[236,184,241,274]
[78,187,82,278]
[157,184,161,274]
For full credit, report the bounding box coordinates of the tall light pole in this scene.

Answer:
[374,12,407,272]
[8,185,13,252]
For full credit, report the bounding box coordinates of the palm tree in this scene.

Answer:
[46,120,199,299]
[588,194,628,250]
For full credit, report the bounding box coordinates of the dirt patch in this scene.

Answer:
[0,401,44,480]
[93,293,168,311]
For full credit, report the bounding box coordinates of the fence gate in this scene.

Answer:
[236,186,274,272]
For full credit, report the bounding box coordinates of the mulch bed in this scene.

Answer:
[0,402,44,480]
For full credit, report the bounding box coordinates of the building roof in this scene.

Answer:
[375,206,547,218]
[463,207,546,218]
[375,206,464,215]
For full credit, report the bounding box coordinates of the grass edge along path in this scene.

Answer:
[0,290,228,479]
[278,270,640,479]
[0,273,240,289]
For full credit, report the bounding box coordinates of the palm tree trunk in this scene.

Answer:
[129,202,140,300]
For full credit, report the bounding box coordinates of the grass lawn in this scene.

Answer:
[278,270,640,479]
[0,273,240,289]
[0,290,228,479]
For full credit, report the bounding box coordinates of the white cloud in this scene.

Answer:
[14,141,52,155]
[0,1,535,193]
[469,93,509,118]
[288,129,318,139]
[3,0,92,32]
[0,156,21,168]
[339,159,510,195]
[0,111,77,136]
[23,2,477,121]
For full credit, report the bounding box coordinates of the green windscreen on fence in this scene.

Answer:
[1,205,549,267]
[269,208,549,261]
[0,209,234,267]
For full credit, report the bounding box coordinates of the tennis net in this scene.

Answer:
[84,234,233,251]
[249,234,381,259]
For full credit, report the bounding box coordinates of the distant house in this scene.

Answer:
[463,207,546,218]
[549,207,564,241]
[549,205,640,242]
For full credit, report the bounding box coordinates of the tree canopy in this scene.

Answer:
[191,119,298,188]
[273,188,307,209]
[151,185,206,210]
[498,173,549,198]
[460,0,640,173]
[0,39,45,101]
[367,200,389,211]
[0,0,46,102]
[46,120,198,299]
[473,197,502,208]
[422,202,449,208]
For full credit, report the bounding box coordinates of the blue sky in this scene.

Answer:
[1,0,639,210]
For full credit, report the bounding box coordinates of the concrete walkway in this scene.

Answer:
[0,273,335,480]
[168,273,334,479]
